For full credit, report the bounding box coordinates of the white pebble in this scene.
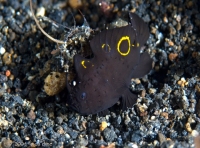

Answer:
[127,143,138,148]
[36,7,45,17]
[36,53,40,59]
[150,116,156,120]
[191,130,199,137]
[0,46,6,55]
[153,140,159,146]
[28,75,36,81]
[65,133,70,139]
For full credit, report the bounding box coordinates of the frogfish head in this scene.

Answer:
[66,81,100,115]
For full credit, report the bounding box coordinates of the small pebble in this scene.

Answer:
[0,46,6,55]
[168,40,174,46]
[1,138,13,148]
[0,120,9,127]
[160,112,168,119]
[149,88,156,94]
[168,53,178,61]
[2,52,12,65]
[185,122,192,133]
[44,72,67,96]
[176,23,181,31]
[191,130,199,137]
[103,128,117,142]
[68,0,82,9]
[25,137,30,141]
[177,77,188,87]
[100,121,108,131]
[163,16,168,23]
[169,25,176,35]
[36,7,45,17]
[27,110,36,120]
[55,117,63,125]
[158,132,166,145]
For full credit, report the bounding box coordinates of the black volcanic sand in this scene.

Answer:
[0,0,200,147]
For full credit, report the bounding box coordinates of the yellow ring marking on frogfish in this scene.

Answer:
[102,44,111,52]
[81,60,86,68]
[102,44,105,48]
[117,36,131,56]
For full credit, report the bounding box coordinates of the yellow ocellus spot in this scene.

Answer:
[81,60,86,68]
[117,36,131,56]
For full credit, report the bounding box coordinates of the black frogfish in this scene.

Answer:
[67,13,153,115]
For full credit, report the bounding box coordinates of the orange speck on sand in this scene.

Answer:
[169,53,178,61]
[5,70,11,77]
[100,121,108,131]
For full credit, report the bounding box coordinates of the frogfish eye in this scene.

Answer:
[80,92,86,100]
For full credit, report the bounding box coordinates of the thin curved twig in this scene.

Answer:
[29,0,65,44]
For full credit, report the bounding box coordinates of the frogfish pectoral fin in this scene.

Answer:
[121,89,137,110]
[132,52,153,78]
